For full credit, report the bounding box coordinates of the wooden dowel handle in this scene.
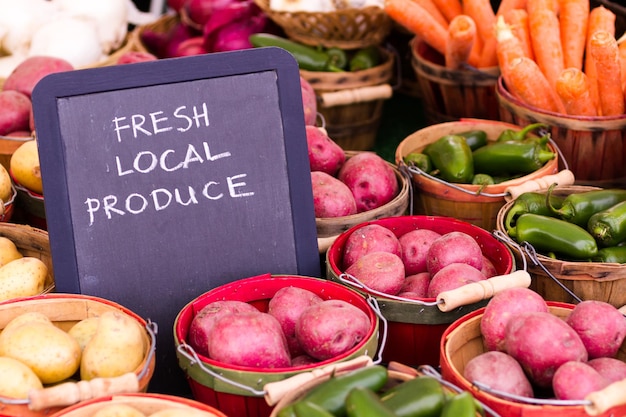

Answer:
[504,169,575,201]
[28,372,139,411]
[320,85,393,108]
[584,378,626,416]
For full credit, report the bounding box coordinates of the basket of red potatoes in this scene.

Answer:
[325,214,525,368]
[441,287,626,417]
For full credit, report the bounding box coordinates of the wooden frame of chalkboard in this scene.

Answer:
[32,47,321,392]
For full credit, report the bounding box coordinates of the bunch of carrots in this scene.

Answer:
[384,0,626,117]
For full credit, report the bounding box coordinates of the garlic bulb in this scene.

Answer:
[0,0,59,55]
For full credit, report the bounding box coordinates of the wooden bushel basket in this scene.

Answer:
[395,119,567,232]
[0,294,157,417]
[496,185,626,309]
[440,303,626,417]
[316,151,410,253]
[301,48,395,151]
[410,38,500,124]
[496,77,626,184]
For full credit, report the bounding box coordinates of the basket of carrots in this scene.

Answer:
[494,1,626,184]
[384,0,505,123]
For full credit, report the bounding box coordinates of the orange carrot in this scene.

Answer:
[463,0,497,67]
[528,6,564,89]
[431,0,462,23]
[445,15,478,69]
[555,68,598,116]
[584,6,616,109]
[559,0,589,71]
[409,0,449,29]
[618,33,626,94]
[495,0,527,17]
[588,30,624,116]
[526,0,558,14]
[384,0,448,55]
[504,56,565,113]
[503,8,534,60]
[495,16,526,81]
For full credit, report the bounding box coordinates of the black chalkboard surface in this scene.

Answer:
[31,47,321,393]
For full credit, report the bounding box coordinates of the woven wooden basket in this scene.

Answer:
[0,222,54,297]
[130,13,181,56]
[316,151,409,252]
[495,185,626,309]
[0,294,157,417]
[253,0,391,49]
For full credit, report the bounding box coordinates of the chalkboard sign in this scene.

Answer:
[31,47,321,393]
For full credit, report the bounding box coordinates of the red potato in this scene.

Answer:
[306,125,346,176]
[344,251,406,295]
[398,228,442,275]
[588,357,626,383]
[296,299,370,361]
[311,171,357,218]
[342,224,402,269]
[268,286,323,357]
[3,56,74,98]
[337,152,398,213]
[504,311,588,388]
[116,51,158,64]
[481,256,498,278]
[188,300,259,356]
[480,287,549,352]
[208,311,291,368]
[426,262,486,298]
[291,354,318,367]
[565,300,626,359]
[399,272,431,298]
[426,231,484,276]
[464,351,534,398]
[552,361,610,400]
[300,76,317,126]
[0,91,32,136]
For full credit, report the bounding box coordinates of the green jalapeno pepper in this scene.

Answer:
[249,33,345,72]
[346,387,396,417]
[457,129,488,150]
[497,122,549,142]
[504,191,565,230]
[276,404,297,417]
[588,200,626,247]
[404,152,433,173]
[380,376,446,417]
[507,213,598,259]
[296,365,388,417]
[472,140,555,177]
[349,46,380,71]
[327,47,348,70]
[546,186,626,227]
[592,246,626,263]
[293,400,336,417]
[440,391,477,417]
[423,134,474,183]
[472,173,495,185]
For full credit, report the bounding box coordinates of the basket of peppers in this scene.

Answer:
[395,119,572,231]
[496,184,626,309]
[264,358,492,417]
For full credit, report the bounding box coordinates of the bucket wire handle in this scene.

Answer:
[1,319,159,411]
[338,272,439,307]
[470,380,590,407]
[366,295,387,365]
[418,365,502,417]
[522,242,583,303]
[492,230,528,271]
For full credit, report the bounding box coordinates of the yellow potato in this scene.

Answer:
[81,311,145,380]
[0,236,23,268]
[68,316,99,351]
[149,409,218,417]
[0,257,48,302]
[0,356,43,399]
[0,164,12,203]
[0,321,81,384]
[2,311,51,335]
[10,139,42,195]
[92,404,147,417]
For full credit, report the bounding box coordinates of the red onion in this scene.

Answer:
[209,13,267,52]
[173,36,209,56]
[184,0,235,27]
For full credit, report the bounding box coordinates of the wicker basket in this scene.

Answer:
[394,119,563,232]
[440,303,626,417]
[253,0,392,49]
[495,185,626,308]
[302,47,395,151]
[0,222,54,297]
[130,13,181,56]
[316,151,410,252]
[0,293,157,417]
